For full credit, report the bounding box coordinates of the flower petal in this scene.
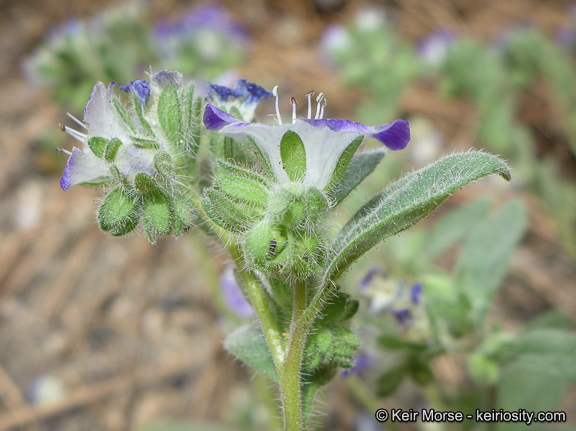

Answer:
[84,82,131,141]
[60,147,109,191]
[120,79,150,105]
[203,103,243,130]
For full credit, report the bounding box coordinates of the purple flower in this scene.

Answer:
[207,79,273,121]
[60,71,183,191]
[219,267,254,319]
[417,29,456,66]
[120,79,150,105]
[342,352,373,377]
[204,86,409,190]
[155,3,248,46]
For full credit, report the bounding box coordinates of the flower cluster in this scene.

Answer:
[59,70,199,241]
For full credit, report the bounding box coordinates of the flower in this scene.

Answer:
[59,70,184,191]
[417,29,455,66]
[204,86,410,190]
[207,79,273,122]
[219,266,254,318]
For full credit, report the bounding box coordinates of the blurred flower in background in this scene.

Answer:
[219,266,254,319]
[417,29,455,67]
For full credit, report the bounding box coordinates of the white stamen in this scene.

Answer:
[320,98,327,119]
[305,90,314,119]
[64,126,87,143]
[66,112,87,129]
[273,85,282,125]
[56,148,72,156]
[315,93,324,119]
[290,97,297,124]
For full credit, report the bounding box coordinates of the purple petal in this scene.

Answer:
[203,104,242,130]
[393,308,413,326]
[358,268,385,290]
[60,152,74,191]
[410,283,423,305]
[219,269,254,318]
[371,119,410,150]
[342,352,373,377]
[300,118,410,150]
[120,79,150,105]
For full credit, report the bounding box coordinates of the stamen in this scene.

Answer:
[273,85,282,125]
[315,92,324,119]
[56,148,72,156]
[305,90,314,119]
[290,97,297,124]
[64,126,88,143]
[66,112,87,129]
[320,98,327,119]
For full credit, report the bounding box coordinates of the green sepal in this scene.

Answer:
[170,196,195,236]
[244,221,274,264]
[132,91,154,136]
[215,174,269,207]
[329,149,386,205]
[326,135,363,191]
[305,187,330,220]
[104,138,122,162]
[202,189,255,233]
[158,83,182,149]
[109,215,140,236]
[142,192,171,239]
[88,137,108,158]
[181,82,198,154]
[98,187,139,232]
[280,131,306,181]
[154,151,175,179]
[330,326,361,368]
[109,164,130,190]
[113,96,136,133]
[326,151,511,283]
[215,159,270,186]
[131,136,160,150]
[134,172,160,193]
[282,199,304,228]
[224,322,278,381]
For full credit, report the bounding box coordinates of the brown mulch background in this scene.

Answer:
[1,0,575,430]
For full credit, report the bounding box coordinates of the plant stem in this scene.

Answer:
[277,279,307,430]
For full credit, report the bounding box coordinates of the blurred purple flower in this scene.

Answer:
[417,29,455,66]
[219,267,254,318]
[342,352,373,377]
[155,3,249,46]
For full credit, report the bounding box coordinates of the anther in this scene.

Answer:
[59,123,66,132]
[305,90,314,119]
[56,148,72,156]
[290,97,297,124]
[315,92,324,119]
[273,85,282,125]
[320,98,327,119]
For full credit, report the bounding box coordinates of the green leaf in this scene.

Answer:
[376,365,406,398]
[280,131,306,181]
[158,83,182,148]
[455,200,526,320]
[329,149,386,205]
[425,198,492,259]
[325,151,511,282]
[326,136,364,191]
[224,322,278,381]
[216,174,269,207]
[88,137,108,158]
[215,159,270,186]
